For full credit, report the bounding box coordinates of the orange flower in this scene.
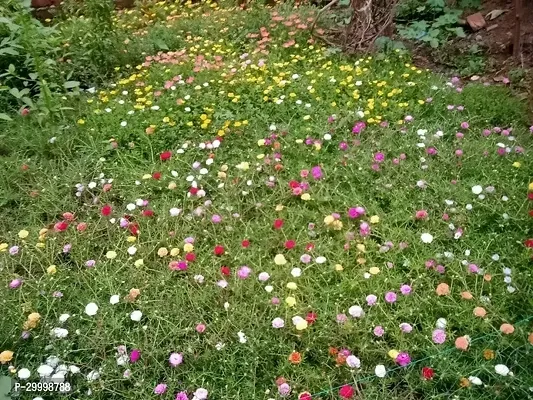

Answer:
[459,377,471,388]
[329,347,338,356]
[275,377,286,386]
[455,335,470,351]
[529,332,533,345]
[335,353,347,366]
[483,349,495,360]
[473,307,486,318]
[500,323,515,335]
[436,283,450,296]
[288,351,302,364]
[483,274,492,281]
[461,291,473,300]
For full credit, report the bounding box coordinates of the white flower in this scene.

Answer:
[130,310,142,322]
[85,302,98,316]
[471,185,483,195]
[265,285,273,293]
[290,268,301,278]
[237,331,247,343]
[436,318,447,329]
[495,364,510,376]
[421,233,434,244]
[59,314,70,323]
[51,372,66,383]
[110,295,120,305]
[37,365,54,377]
[50,327,69,338]
[18,368,31,380]
[269,124,277,131]
[46,356,59,367]
[291,316,305,326]
[224,302,230,311]
[127,246,137,255]
[346,355,361,368]
[469,376,482,385]
[324,133,332,141]
[348,305,364,318]
[193,388,208,400]
[120,121,127,127]
[215,342,225,351]
[315,256,327,264]
[69,365,80,374]
[194,274,205,284]
[375,364,387,378]
[169,207,182,217]
[86,370,101,381]
[126,203,136,211]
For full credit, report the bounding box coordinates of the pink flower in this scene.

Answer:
[300,169,309,178]
[336,313,348,324]
[373,325,385,337]
[130,349,141,363]
[427,147,437,156]
[460,122,469,130]
[278,383,291,396]
[415,210,428,220]
[154,383,167,395]
[196,323,206,333]
[455,149,463,157]
[432,329,446,344]
[169,352,183,367]
[384,292,397,303]
[348,206,365,219]
[211,214,222,223]
[359,221,370,237]
[374,152,385,163]
[400,323,413,333]
[400,284,412,295]
[366,294,377,306]
[237,266,251,279]
[352,121,366,134]
[9,279,22,289]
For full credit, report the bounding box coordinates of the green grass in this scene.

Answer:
[1,1,533,399]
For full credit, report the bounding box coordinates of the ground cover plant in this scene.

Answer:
[1,1,533,399]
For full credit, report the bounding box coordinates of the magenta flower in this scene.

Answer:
[339,142,348,151]
[384,292,397,303]
[374,152,385,163]
[154,383,167,395]
[432,329,446,344]
[130,349,141,363]
[352,121,366,134]
[311,165,323,180]
[400,284,412,295]
[176,392,189,400]
[348,206,365,219]
[396,352,411,367]
[460,122,469,129]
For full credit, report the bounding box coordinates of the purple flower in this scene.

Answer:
[130,349,141,363]
[400,323,413,333]
[352,121,366,134]
[63,243,72,253]
[85,260,96,268]
[432,329,446,344]
[237,266,251,279]
[211,214,222,223]
[385,292,397,303]
[311,165,323,180]
[184,236,195,244]
[374,152,385,163]
[154,383,167,395]
[9,246,19,255]
[21,331,30,339]
[52,291,63,298]
[366,294,377,306]
[400,284,411,295]
[373,325,385,337]
[396,352,411,367]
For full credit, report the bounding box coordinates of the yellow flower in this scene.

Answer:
[356,244,366,252]
[142,174,152,179]
[529,182,533,191]
[170,248,180,257]
[23,313,41,330]
[388,349,399,359]
[257,139,265,146]
[286,282,297,290]
[370,215,380,224]
[236,162,249,171]
[36,242,45,248]
[285,296,296,307]
[257,154,265,159]
[0,350,14,364]
[324,215,334,225]
[369,267,380,275]
[274,254,287,265]
[106,250,117,259]
[301,193,311,201]
[18,230,29,239]
[47,265,57,274]
[295,320,308,330]
[77,119,85,125]
[183,243,194,253]
[512,162,521,168]
[127,236,137,243]
[134,259,144,267]
[331,220,343,230]
[0,243,8,252]
[335,264,344,271]
[275,205,284,211]
[157,247,169,257]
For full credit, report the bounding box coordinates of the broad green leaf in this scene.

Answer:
[0,48,19,56]
[64,81,80,89]
[9,87,21,98]
[0,113,12,122]
[429,38,439,48]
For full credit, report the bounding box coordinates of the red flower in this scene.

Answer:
[129,222,140,236]
[152,172,162,180]
[101,205,112,216]
[289,180,300,189]
[54,221,68,232]
[241,239,250,248]
[185,252,196,262]
[339,385,354,399]
[525,239,533,248]
[160,151,172,161]
[190,187,199,196]
[214,245,225,256]
[529,210,533,217]
[305,312,317,324]
[285,240,296,250]
[298,392,312,400]
[529,192,533,200]
[220,266,230,276]
[422,366,435,380]
[305,243,315,251]
[273,219,284,229]
[142,210,154,217]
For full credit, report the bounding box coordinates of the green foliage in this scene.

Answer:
[396,0,468,48]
